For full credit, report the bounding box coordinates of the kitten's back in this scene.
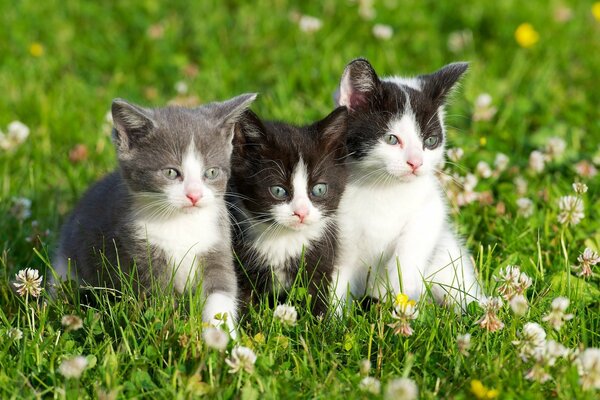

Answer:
[54,171,133,288]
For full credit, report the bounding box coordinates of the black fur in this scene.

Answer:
[339,58,468,159]
[229,107,348,316]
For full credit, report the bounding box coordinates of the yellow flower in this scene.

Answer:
[479,136,487,146]
[593,3,600,21]
[253,332,266,344]
[394,293,416,309]
[515,23,539,48]
[29,42,44,57]
[470,380,499,399]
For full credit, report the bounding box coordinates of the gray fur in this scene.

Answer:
[53,94,257,311]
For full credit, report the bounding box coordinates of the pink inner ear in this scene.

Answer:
[348,92,368,112]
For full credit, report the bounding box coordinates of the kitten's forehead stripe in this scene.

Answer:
[389,111,420,141]
[182,140,204,179]
[291,158,309,200]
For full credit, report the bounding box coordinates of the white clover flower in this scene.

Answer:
[542,297,574,331]
[61,315,83,332]
[7,327,23,341]
[358,0,376,20]
[384,377,418,400]
[554,5,573,22]
[545,137,566,161]
[494,153,509,173]
[576,348,600,390]
[457,333,472,356]
[225,346,257,374]
[202,327,229,351]
[58,355,88,379]
[10,197,32,221]
[476,297,504,332]
[13,268,43,297]
[557,195,584,226]
[359,359,371,376]
[524,363,551,383]
[372,24,393,40]
[446,147,464,162]
[514,176,528,195]
[463,173,478,192]
[529,150,546,173]
[475,93,493,109]
[574,160,598,178]
[273,304,298,326]
[496,265,531,300]
[513,322,546,361]
[359,376,381,394]
[473,93,497,122]
[476,161,492,179]
[544,340,569,366]
[298,15,323,33]
[389,294,419,336]
[447,29,473,53]
[509,294,529,316]
[174,81,188,95]
[572,182,588,194]
[7,121,30,145]
[573,247,600,278]
[516,198,534,217]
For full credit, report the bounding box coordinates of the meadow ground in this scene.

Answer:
[1,1,599,398]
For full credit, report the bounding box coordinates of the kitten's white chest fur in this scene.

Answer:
[336,173,444,295]
[135,208,221,293]
[249,219,328,288]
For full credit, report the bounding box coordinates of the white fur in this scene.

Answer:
[203,291,238,338]
[135,143,221,293]
[384,76,423,91]
[333,98,483,313]
[247,159,329,289]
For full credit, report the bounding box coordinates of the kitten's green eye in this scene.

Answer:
[269,185,288,199]
[424,136,439,148]
[384,134,399,145]
[163,168,181,180]
[311,183,328,197]
[204,167,220,180]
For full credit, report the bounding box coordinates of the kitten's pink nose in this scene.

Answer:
[293,206,309,223]
[186,192,202,205]
[407,158,423,172]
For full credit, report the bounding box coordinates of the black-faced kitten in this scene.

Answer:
[53,94,256,334]
[228,107,348,316]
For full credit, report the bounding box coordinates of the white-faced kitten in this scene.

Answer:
[229,107,348,316]
[332,58,484,312]
[53,93,256,334]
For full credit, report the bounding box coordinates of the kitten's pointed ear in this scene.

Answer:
[336,58,381,112]
[233,110,267,155]
[111,98,156,152]
[212,93,258,141]
[421,62,469,105]
[316,106,348,157]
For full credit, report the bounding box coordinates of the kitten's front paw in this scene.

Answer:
[203,292,238,340]
[208,313,237,340]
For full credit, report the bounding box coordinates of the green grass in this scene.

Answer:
[1,0,599,398]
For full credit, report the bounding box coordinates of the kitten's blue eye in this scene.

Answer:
[424,136,439,148]
[311,183,328,197]
[384,134,399,145]
[163,168,181,180]
[269,186,288,199]
[204,167,220,180]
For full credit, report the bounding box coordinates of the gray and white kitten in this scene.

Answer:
[53,93,256,334]
[332,58,484,312]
